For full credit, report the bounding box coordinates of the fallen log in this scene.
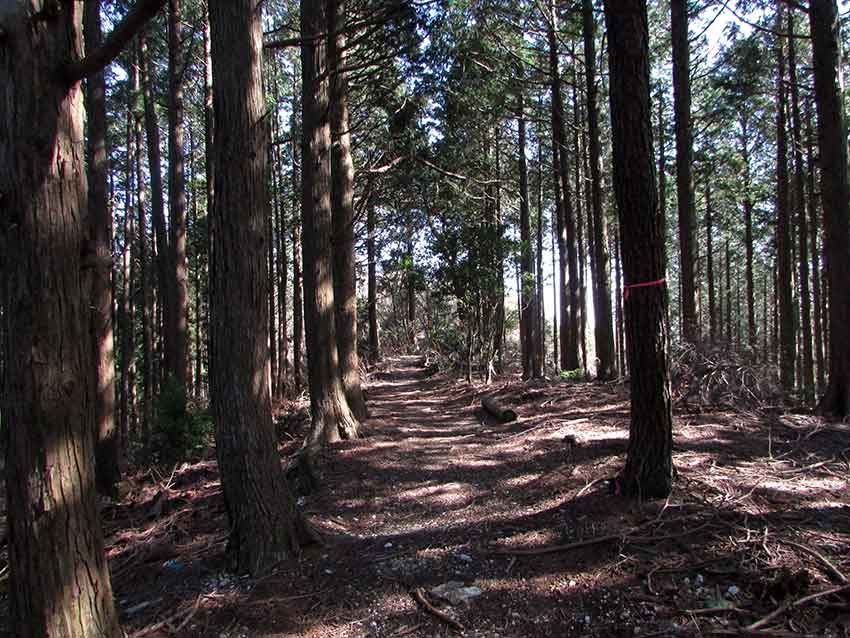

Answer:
[481,396,517,422]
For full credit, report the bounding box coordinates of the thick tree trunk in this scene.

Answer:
[810,0,850,417]
[604,0,674,499]
[208,0,302,575]
[517,89,538,379]
[329,0,368,419]
[300,0,360,449]
[367,203,381,362]
[671,0,698,343]
[788,12,814,404]
[168,0,190,389]
[775,7,796,395]
[1,3,122,635]
[85,0,121,496]
[583,0,616,379]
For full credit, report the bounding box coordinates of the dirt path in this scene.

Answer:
[4,356,848,638]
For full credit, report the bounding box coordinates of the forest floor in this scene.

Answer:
[2,355,850,637]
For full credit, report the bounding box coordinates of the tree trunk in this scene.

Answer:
[208,0,302,575]
[584,0,616,379]
[140,30,170,390]
[536,115,546,374]
[300,0,360,450]
[133,44,153,440]
[810,0,850,416]
[367,203,381,362]
[329,0,368,419]
[547,8,580,371]
[572,70,588,374]
[775,6,796,395]
[1,2,124,634]
[788,12,813,404]
[120,96,137,445]
[204,7,214,398]
[805,97,825,392]
[517,89,537,379]
[85,0,121,496]
[741,115,757,353]
[604,0,674,499]
[671,0,698,343]
[168,0,190,389]
[292,107,304,391]
[705,178,716,344]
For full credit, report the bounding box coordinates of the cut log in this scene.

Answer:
[481,396,518,422]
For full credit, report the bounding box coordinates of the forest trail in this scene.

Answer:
[22,356,847,638]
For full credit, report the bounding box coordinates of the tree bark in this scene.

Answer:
[329,0,368,418]
[741,115,757,352]
[85,0,121,496]
[810,0,850,416]
[120,92,137,446]
[583,0,616,379]
[168,0,190,389]
[208,0,302,575]
[1,2,124,634]
[671,0,699,343]
[604,0,674,499]
[300,0,360,450]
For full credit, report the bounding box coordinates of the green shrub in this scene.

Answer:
[559,368,585,381]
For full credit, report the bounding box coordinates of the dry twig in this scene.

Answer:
[411,587,465,631]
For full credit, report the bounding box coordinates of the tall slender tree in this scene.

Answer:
[671,0,698,342]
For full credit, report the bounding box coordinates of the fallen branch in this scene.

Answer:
[743,583,850,632]
[411,587,465,631]
[128,596,201,638]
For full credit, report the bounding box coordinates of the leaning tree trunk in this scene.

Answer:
[604,0,674,499]
[300,0,359,450]
[329,0,368,419]
[0,0,170,633]
[810,0,850,417]
[671,0,699,343]
[84,0,121,496]
[208,0,302,575]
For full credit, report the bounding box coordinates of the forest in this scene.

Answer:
[1,0,850,636]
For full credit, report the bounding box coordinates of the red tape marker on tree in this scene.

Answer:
[624,278,666,300]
